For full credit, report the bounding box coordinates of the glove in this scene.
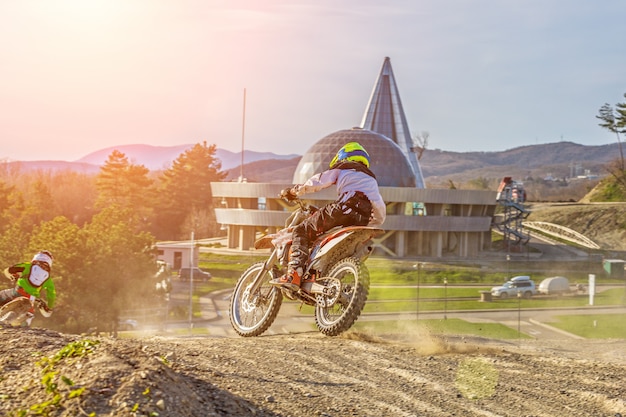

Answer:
[8,272,20,283]
[280,187,297,201]
[35,299,49,311]
[37,300,53,317]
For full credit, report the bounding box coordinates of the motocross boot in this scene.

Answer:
[270,245,306,291]
[269,267,302,291]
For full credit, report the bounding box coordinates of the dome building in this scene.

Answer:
[293,128,416,187]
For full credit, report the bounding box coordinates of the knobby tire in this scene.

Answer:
[315,257,369,336]
[229,262,283,337]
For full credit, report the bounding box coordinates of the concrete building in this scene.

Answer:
[211,58,497,259]
[155,241,199,270]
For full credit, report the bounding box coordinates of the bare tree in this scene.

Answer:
[411,131,430,160]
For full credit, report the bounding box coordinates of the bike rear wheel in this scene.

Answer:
[229,262,283,337]
[315,257,369,336]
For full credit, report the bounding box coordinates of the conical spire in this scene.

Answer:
[360,57,425,188]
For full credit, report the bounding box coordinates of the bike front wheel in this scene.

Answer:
[0,298,32,327]
[229,262,283,337]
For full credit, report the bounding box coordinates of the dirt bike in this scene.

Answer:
[229,196,384,337]
[0,269,52,327]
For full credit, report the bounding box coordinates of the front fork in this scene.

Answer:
[247,249,280,296]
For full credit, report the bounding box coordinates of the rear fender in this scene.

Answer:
[310,226,383,264]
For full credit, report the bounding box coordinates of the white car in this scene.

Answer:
[491,276,536,299]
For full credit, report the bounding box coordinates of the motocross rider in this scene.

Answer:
[270,142,386,291]
[1,250,56,325]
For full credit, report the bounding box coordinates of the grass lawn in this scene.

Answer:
[368,286,491,300]
[549,314,626,339]
[193,277,239,293]
[364,288,625,313]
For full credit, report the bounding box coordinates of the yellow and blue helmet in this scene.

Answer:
[329,142,371,169]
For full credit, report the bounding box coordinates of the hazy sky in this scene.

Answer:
[1,0,625,162]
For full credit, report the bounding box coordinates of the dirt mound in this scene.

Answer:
[528,202,626,252]
[1,327,625,417]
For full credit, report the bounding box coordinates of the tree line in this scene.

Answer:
[0,142,225,333]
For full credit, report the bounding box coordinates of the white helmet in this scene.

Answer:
[32,250,53,269]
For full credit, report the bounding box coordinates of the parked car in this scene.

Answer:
[491,276,536,299]
[118,319,138,331]
[178,267,212,282]
[538,276,571,295]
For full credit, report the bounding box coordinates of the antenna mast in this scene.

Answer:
[240,88,246,182]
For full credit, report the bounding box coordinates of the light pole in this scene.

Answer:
[443,277,448,320]
[517,290,522,344]
[506,254,511,280]
[413,263,422,322]
[189,231,194,333]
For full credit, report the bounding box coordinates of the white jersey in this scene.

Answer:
[293,168,386,227]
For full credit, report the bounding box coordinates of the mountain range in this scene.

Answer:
[75,144,300,172]
[3,141,621,185]
[2,144,298,174]
[224,141,621,184]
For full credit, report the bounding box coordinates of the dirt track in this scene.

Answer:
[1,326,625,417]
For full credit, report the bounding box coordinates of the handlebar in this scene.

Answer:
[280,193,318,213]
[2,268,18,283]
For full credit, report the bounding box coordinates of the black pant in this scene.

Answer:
[289,191,372,272]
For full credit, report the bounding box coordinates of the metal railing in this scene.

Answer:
[523,221,600,250]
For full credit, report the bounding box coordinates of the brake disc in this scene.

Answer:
[315,278,342,308]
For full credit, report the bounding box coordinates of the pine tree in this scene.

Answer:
[156,142,226,239]
[597,99,625,171]
[597,95,626,199]
[71,207,156,333]
[95,150,155,224]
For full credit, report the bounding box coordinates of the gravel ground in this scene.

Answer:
[1,326,625,417]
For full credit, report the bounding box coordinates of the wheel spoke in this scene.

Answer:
[229,262,283,337]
